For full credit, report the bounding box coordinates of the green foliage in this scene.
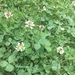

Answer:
[0,0,75,75]
[5,64,14,72]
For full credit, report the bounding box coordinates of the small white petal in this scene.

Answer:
[25,25,29,27]
[15,42,25,51]
[57,46,64,54]
[25,20,35,29]
[60,28,65,31]
[60,50,64,54]
[4,12,12,19]
[17,42,20,45]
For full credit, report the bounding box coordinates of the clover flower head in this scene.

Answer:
[4,12,13,19]
[39,25,45,30]
[15,42,25,51]
[57,46,64,54]
[71,1,75,6]
[42,6,46,11]
[60,27,65,31]
[25,20,35,29]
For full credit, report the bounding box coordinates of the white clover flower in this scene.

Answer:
[4,12,13,19]
[57,46,64,54]
[25,20,35,29]
[60,27,65,31]
[42,6,46,11]
[15,42,25,51]
[39,25,45,30]
[71,1,75,6]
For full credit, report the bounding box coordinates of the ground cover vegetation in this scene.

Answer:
[0,0,75,75]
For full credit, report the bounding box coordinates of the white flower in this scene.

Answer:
[42,6,46,11]
[57,46,64,54]
[25,20,35,29]
[15,42,25,51]
[39,25,45,30]
[4,12,13,19]
[71,1,75,6]
[60,28,65,31]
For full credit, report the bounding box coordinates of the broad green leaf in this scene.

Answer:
[43,64,50,73]
[48,25,55,30]
[32,65,39,73]
[0,52,3,58]
[0,35,3,43]
[8,55,15,63]
[34,43,41,50]
[5,64,14,72]
[24,72,32,75]
[8,38,12,42]
[0,72,3,75]
[39,38,51,46]
[25,41,30,48]
[45,46,51,52]
[51,61,59,71]
[8,50,17,63]
[40,32,50,39]
[5,42,10,46]
[25,48,33,54]
[18,69,25,75]
[48,20,56,30]
[0,60,8,67]
[31,55,39,60]
[0,47,6,53]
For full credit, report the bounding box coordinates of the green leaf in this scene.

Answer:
[39,38,51,46]
[5,42,10,46]
[48,25,55,30]
[0,52,3,58]
[31,55,39,60]
[45,46,51,52]
[8,38,12,42]
[0,72,3,75]
[25,72,32,75]
[25,41,30,48]
[48,20,56,30]
[8,50,17,63]
[34,43,41,50]
[40,32,50,39]
[0,60,8,67]
[25,48,33,54]
[8,55,15,63]
[43,64,50,73]
[51,61,60,71]
[18,69,25,75]
[0,47,6,53]
[32,65,39,73]
[5,64,14,72]
[0,35,3,43]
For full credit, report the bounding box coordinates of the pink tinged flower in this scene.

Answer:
[4,12,13,19]
[39,25,45,30]
[15,42,25,51]
[25,20,35,29]
[57,46,64,54]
